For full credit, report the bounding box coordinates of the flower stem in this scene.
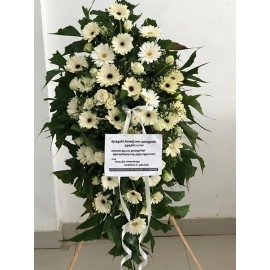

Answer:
[119,20,123,33]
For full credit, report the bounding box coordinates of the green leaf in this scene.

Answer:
[63,40,86,55]
[76,213,105,230]
[181,49,198,70]
[180,122,200,148]
[168,205,190,219]
[52,25,81,37]
[150,217,172,233]
[183,63,208,77]
[143,18,157,27]
[44,69,62,87]
[189,75,208,83]
[108,245,124,258]
[49,51,66,68]
[181,148,205,171]
[184,95,204,115]
[82,6,90,18]
[158,39,187,51]
[53,170,77,184]
[183,80,201,88]
[103,217,121,247]
[172,161,197,186]
[66,224,103,242]
[119,90,128,100]
[143,229,155,253]
[129,13,142,23]
[164,191,185,201]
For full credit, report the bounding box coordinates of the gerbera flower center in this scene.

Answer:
[165,119,170,123]
[107,73,113,79]
[120,42,125,46]
[146,113,151,118]
[75,64,81,69]
[117,12,121,15]
[132,221,139,226]
[101,53,108,58]
[146,52,153,57]
[129,86,134,91]
[114,116,120,121]
[165,83,170,88]
[87,118,92,123]
[91,31,95,35]
[131,192,135,195]
[101,199,106,204]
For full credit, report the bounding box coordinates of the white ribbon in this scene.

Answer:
[119,105,153,270]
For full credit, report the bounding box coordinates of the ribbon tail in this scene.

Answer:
[138,176,152,270]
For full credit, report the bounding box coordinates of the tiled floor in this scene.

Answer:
[34,235,235,270]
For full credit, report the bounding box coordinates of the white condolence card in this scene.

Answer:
[104,134,162,177]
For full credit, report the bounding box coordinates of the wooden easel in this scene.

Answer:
[68,215,203,270]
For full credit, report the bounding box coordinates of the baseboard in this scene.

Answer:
[34,217,235,248]
[34,230,63,249]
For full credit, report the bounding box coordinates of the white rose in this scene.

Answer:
[165,55,174,65]
[83,43,93,52]
[176,94,183,101]
[92,176,101,185]
[74,137,83,146]
[94,89,109,104]
[131,114,139,126]
[94,152,104,165]
[124,20,133,31]
[105,94,116,109]
[69,77,80,91]
[163,170,173,182]
[90,68,98,77]
[131,62,144,75]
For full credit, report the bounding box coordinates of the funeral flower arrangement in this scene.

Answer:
[42,0,207,269]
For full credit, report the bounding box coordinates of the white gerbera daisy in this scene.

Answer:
[151,192,163,204]
[79,76,95,92]
[76,145,95,165]
[96,64,123,87]
[172,101,187,121]
[160,77,178,94]
[101,175,118,190]
[94,151,104,165]
[169,70,184,84]
[90,43,115,67]
[94,193,112,214]
[163,113,179,131]
[139,25,161,38]
[153,118,165,131]
[108,3,130,21]
[138,42,161,63]
[106,108,124,130]
[141,109,158,126]
[165,138,184,157]
[127,218,146,235]
[81,22,100,42]
[146,175,161,187]
[83,98,94,110]
[125,190,143,204]
[122,77,141,96]
[78,111,99,129]
[69,77,80,91]
[141,89,160,107]
[84,147,96,164]
[112,33,133,55]
[67,97,80,119]
[94,89,109,105]
[65,56,88,73]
